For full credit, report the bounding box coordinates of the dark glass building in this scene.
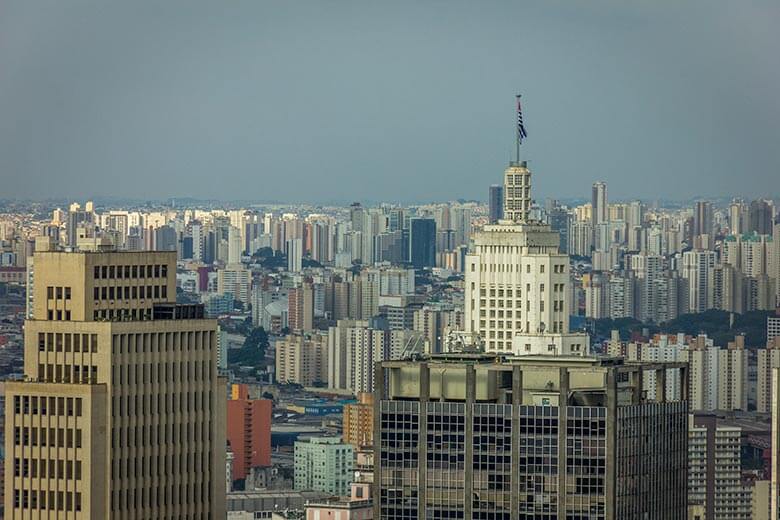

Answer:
[489,185,504,223]
[408,218,436,269]
[374,354,689,519]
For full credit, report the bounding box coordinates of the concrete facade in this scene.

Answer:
[4,248,226,519]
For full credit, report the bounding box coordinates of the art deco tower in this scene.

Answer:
[464,97,589,355]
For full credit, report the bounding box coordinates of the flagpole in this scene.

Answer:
[515,94,521,164]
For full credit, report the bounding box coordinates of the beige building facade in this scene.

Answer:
[275,332,328,387]
[5,248,226,519]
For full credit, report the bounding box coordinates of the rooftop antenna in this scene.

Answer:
[515,94,528,165]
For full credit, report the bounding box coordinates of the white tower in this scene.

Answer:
[464,95,589,356]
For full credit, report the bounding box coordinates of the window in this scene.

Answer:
[47,286,54,299]
[94,266,101,279]
[56,287,63,298]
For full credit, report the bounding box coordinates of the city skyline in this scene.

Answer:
[2,2,780,519]
[1,0,779,203]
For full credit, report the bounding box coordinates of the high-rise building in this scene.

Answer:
[682,249,716,313]
[226,384,272,482]
[294,437,353,496]
[217,264,251,304]
[286,238,303,272]
[729,199,749,235]
[772,365,780,519]
[749,199,774,235]
[689,414,752,519]
[488,185,504,223]
[275,332,328,386]
[693,201,713,240]
[769,316,780,343]
[342,392,373,449]
[717,335,748,411]
[591,181,608,228]
[288,284,314,332]
[373,354,689,519]
[4,245,226,518]
[408,218,436,269]
[756,337,780,413]
[65,203,95,248]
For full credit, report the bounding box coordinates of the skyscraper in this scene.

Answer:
[374,354,689,519]
[408,218,436,269]
[4,243,226,518]
[749,199,773,235]
[591,181,608,227]
[488,184,504,223]
[693,200,713,240]
[682,249,717,313]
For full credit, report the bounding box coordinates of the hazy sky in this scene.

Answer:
[1,1,778,203]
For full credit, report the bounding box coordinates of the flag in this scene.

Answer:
[516,95,528,143]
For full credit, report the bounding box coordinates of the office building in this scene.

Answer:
[489,185,504,224]
[294,437,353,496]
[408,218,436,269]
[374,354,688,519]
[4,245,226,518]
[227,384,272,482]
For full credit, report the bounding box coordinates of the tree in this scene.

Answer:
[227,327,270,366]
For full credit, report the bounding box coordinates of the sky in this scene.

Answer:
[0,0,778,204]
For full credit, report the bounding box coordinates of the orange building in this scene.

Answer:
[226,384,272,481]
[343,392,374,449]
